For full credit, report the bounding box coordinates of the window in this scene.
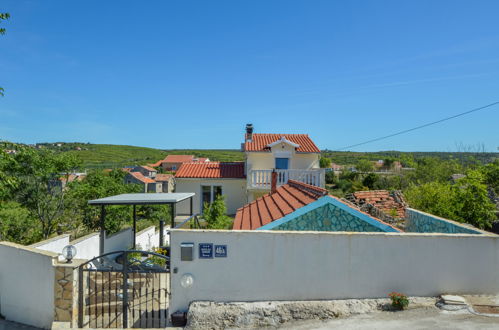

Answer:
[172,165,177,170]
[201,185,223,212]
[275,158,289,169]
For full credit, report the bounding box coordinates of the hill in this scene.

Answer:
[58,144,244,168]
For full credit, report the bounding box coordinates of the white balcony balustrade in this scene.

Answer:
[248,169,324,189]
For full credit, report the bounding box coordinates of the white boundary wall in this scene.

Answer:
[0,242,58,329]
[136,226,171,251]
[71,232,100,260]
[30,234,70,255]
[170,230,499,314]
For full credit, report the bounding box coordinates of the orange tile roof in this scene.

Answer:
[244,133,320,153]
[155,174,173,181]
[175,162,245,178]
[139,165,157,172]
[233,180,328,230]
[128,171,155,184]
[163,155,195,163]
[149,160,163,167]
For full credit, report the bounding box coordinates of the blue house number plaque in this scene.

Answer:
[199,243,213,259]
[214,245,227,258]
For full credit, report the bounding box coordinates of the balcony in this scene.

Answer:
[248,169,325,190]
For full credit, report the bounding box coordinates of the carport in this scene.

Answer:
[88,193,195,254]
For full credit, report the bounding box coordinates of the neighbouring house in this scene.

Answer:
[330,162,344,172]
[233,179,400,232]
[175,162,246,215]
[155,173,175,193]
[174,124,325,216]
[130,165,157,178]
[150,155,210,171]
[53,172,87,190]
[125,171,162,193]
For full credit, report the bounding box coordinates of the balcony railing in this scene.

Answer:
[248,169,324,189]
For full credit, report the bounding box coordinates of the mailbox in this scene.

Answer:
[180,243,194,261]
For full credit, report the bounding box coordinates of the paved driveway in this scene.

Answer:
[0,319,41,330]
[285,308,499,330]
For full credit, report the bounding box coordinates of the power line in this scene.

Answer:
[336,100,499,151]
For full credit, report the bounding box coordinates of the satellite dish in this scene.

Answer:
[62,245,77,263]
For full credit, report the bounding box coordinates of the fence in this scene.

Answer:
[169,229,499,314]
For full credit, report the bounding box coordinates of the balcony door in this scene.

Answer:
[275,158,289,170]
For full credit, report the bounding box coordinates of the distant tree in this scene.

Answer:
[203,195,232,229]
[0,12,10,96]
[362,173,379,190]
[325,171,336,185]
[319,157,332,168]
[356,159,375,173]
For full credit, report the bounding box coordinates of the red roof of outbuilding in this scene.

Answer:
[244,133,320,153]
[175,162,245,179]
[233,180,328,230]
[163,155,195,163]
[155,174,173,182]
[128,171,155,184]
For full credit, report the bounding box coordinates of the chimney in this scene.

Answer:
[245,123,254,142]
[271,169,277,193]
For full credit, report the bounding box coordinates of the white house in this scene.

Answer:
[175,124,324,215]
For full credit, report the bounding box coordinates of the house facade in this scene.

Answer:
[125,170,162,193]
[174,162,246,215]
[174,124,325,216]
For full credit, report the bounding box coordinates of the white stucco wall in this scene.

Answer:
[0,242,57,329]
[103,228,134,253]
[246,144,320,171]
[136,226,171,250]
[175,178,247,215]
[169,230,499,314]
[30,234,70,255]
[70,232,100,260]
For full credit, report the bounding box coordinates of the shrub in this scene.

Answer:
[388,292,409,310]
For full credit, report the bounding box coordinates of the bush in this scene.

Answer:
[388,292,409,310]
[203,195,233,229]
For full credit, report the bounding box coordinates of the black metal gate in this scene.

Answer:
[78,250,169,328]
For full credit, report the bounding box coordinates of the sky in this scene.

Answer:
[1,1,499,152]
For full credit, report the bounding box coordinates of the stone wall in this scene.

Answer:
[405,208,482,234]
[53,260,85,327]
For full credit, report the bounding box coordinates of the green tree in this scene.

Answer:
[0,12,10,96]
[405,170,495,229]
[356,159,374,173]
[203,195,232,229]
[362,173,379,189]
[319,157,332,168]
[67,169,142,234]
[0,202,41,244]
[453,170,496,229]
[3,148,82,238]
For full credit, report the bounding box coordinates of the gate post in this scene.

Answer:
[122,251,129,328]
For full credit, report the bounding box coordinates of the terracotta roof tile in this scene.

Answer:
[163,155,195,163]
[233,180,327,230]
[155,174,173,181]
[175,162,245,179]
[244,133,320,153]
[138,165,156,172]
[128,171,155,184]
